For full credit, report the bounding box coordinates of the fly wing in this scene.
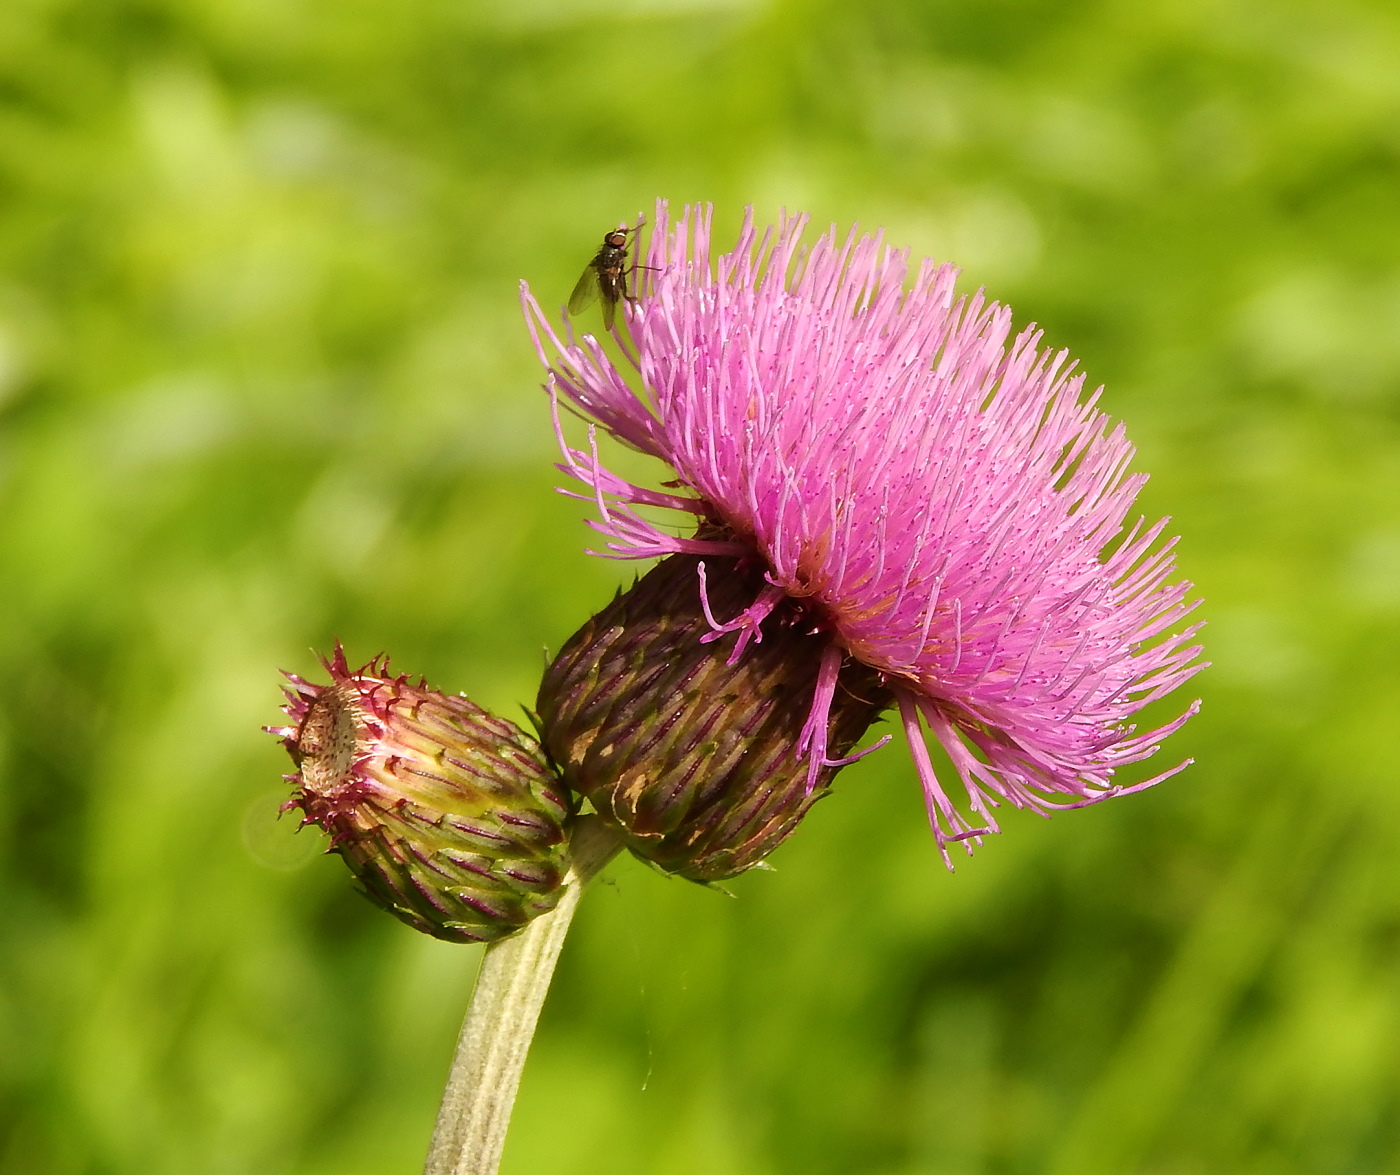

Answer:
[568,266,600,316]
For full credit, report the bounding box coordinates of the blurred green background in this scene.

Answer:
[1,0,1398,1172]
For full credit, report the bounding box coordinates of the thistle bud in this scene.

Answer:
[267,648,572,943]
[538,554,892,882]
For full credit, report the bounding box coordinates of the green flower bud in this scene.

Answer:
[538,554,892,882]
[267,648,572,943]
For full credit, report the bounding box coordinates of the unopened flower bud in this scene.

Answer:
[267,648,572,943]
[538,553,892,882]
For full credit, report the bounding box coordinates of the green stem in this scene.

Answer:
[423,816,622,1175]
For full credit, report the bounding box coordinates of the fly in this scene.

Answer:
[568,222,642,330]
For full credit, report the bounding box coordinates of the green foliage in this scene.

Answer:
[0,0,1398,1171]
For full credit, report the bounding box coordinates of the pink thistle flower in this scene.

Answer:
[523,202,1205,862]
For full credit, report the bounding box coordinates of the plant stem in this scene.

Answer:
[423,816,622,1175]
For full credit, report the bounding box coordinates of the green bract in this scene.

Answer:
[270,650,572,943]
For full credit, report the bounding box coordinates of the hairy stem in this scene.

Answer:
[423,816,622,1175]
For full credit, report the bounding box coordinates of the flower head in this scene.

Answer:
[268,647,572,941]
[524,202,1205,862]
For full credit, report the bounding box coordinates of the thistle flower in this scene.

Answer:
[523,202,1205,862]
[267,647,572,941]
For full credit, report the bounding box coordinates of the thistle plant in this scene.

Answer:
[272,202,1205,1175]
[524,201,1205,864]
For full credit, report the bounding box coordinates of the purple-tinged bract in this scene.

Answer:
[267,648,572,941]
[539,551,892,882]
[524,202,1206,862]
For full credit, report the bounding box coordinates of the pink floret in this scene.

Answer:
[523,201,1205,862]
